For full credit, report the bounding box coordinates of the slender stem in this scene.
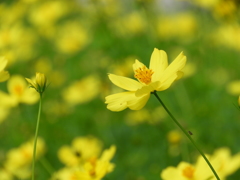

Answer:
[32,94,42,180]
[152,91,220,180]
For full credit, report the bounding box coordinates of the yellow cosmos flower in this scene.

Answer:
[0,75,39,107]
[105,48,186,111]
[58,136,103,166]
[4,138,46,179]
[161,156,213,180]
[210,147,240,179]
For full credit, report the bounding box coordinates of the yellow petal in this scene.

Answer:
[159,52,186,89]
[0,91,18,107]
[105,92,132,111]
[149,48,168,82]
[0,71,10,82]
[135,81,159,97]
[157,74,177,91]
[105,91,149,111]
[132,59,146,72]
[128,93,150,110]
[0,57,8,71]
[160,166,180,179]
[108,74,142,91]
[176,71,184,80]
[25,78,36,88]
[100,145,116,161]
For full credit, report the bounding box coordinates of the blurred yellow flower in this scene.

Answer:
[110,11,146,37]
[0,75,39,107]
[213,0,236,19]
[3,138,45,179]
[161,147,240,180]
[53,145,116,180]
[55,21,90,54]
[210,147,240,179]
[167,130,182,157]
[51,167,79,180]
[161,156,213,180]
[167,130,182,145]
[78,145,116,180]
[156,13,197,41]
[105,48,186,111]
[227,80,240,95]
[29,1,67,27]
[213,24,240,51]
[0,57,10,82]
[25,72,48,95]
[0,169,13,180]
[58,136,103,166]
[62,75,100,105]
[0,23,37,63]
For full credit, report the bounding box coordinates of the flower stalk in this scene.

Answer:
[32,94,42,180]
[152,91,220,180]
[25,72,48,180]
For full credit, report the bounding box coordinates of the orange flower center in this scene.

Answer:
[134,65,154,85]
[182,165,195,179]
[14,84,24,96]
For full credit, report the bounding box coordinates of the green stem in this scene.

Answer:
[152,91,220,180]
[32,95,42,180]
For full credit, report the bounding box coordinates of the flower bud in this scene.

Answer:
[25,72,48,95]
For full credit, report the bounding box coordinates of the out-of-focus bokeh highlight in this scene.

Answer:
[0,0,240,179]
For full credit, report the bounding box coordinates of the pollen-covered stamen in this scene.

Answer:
[134,65,154,85]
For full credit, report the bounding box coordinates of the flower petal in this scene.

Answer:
[0,57,8,71]
[105,92,132,111]
[128,93,150,110]
[149,48,168,82]
[160,166,181,180]
[157,74,178,91]
[135,81,159,97]
[0,71,10,82]
[132,59,146,72]
[108,74,142,91]
[105,91,149,111]
[158,52,186,90]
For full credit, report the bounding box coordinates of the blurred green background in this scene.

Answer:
[0,0,240,179]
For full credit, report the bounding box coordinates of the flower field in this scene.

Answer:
[0,0,240,180]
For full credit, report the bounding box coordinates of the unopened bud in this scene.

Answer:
[26,72,48,95]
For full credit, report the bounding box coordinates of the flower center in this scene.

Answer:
[134,65,154,85]
[14,84,24,96]
[182,165,195,179]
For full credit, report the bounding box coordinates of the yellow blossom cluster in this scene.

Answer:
[62,75,101,106]
[0,75,39,123]
[161,147,240,180]
[51,136,116,180]
[0,138,46,180]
